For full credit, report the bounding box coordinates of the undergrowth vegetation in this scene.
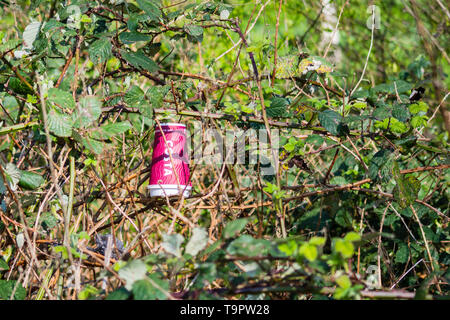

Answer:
[0,0,448,300]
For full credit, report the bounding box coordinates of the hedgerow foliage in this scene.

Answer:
[0,1,448,300]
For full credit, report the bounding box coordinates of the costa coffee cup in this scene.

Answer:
[148,123,191,198]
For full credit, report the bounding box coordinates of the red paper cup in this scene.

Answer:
[148,123,191,198]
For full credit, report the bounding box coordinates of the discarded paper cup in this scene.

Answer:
[148,123,191,198]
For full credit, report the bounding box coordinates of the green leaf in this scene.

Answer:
[334,239,354,258]
[318,110,344,136]
[411,115,428,128]
[89,39,112,64]
[132,275,169,300]
[124,85,145,106]
[137,0,161,21]
[223,218,249,239]
[0,280,27,300]
[299,243,318,261]
[344,232,361,242]
[146,86,168,109]
[48,109,73,137]
[395,243,409,264]
[351,101,367,109]
[0,259,9,271]
[78,285,100,300]
[409,102,428,115]
[227,235,269,257]
[185,227,208,257]
[41,212,58,230]
[372,106,391,120]
[267,97,289,118]
[8,77,34,96]
[81,137,104,155]
[392,80,413,94]
[372,81,412,94]
[275,55,298,78]
[389,118,409,134]
[392,104,410,122]
[92,121,132,140]
[278,240,297,256]
[18,170,44,190]
[335,275,352,289]
[118,259,148,291]
[121,49,159,73]
[53,246,69,259]
[73,96,102,128]
[161,233,184,257]
[184,24,203,37]
[23,21,41,49]
[335,209,352,227]
[369,149,393,182]
[351,89,369,99]
[392,162,420,209]
[309,237,326,246]
[119,32,151,44]
[3,163,21,191]
[47,88,75,110]
[106,287,131,300]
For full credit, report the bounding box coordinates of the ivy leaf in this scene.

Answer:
[185,227,208,257]
[18,171,44,190]
[121,50,159,73]
[136,0,161,21]
[161,233,184,257]
[89,39,112,64]
[48,109,73,137]
[47,88,75,110]
[267,97,289,118]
